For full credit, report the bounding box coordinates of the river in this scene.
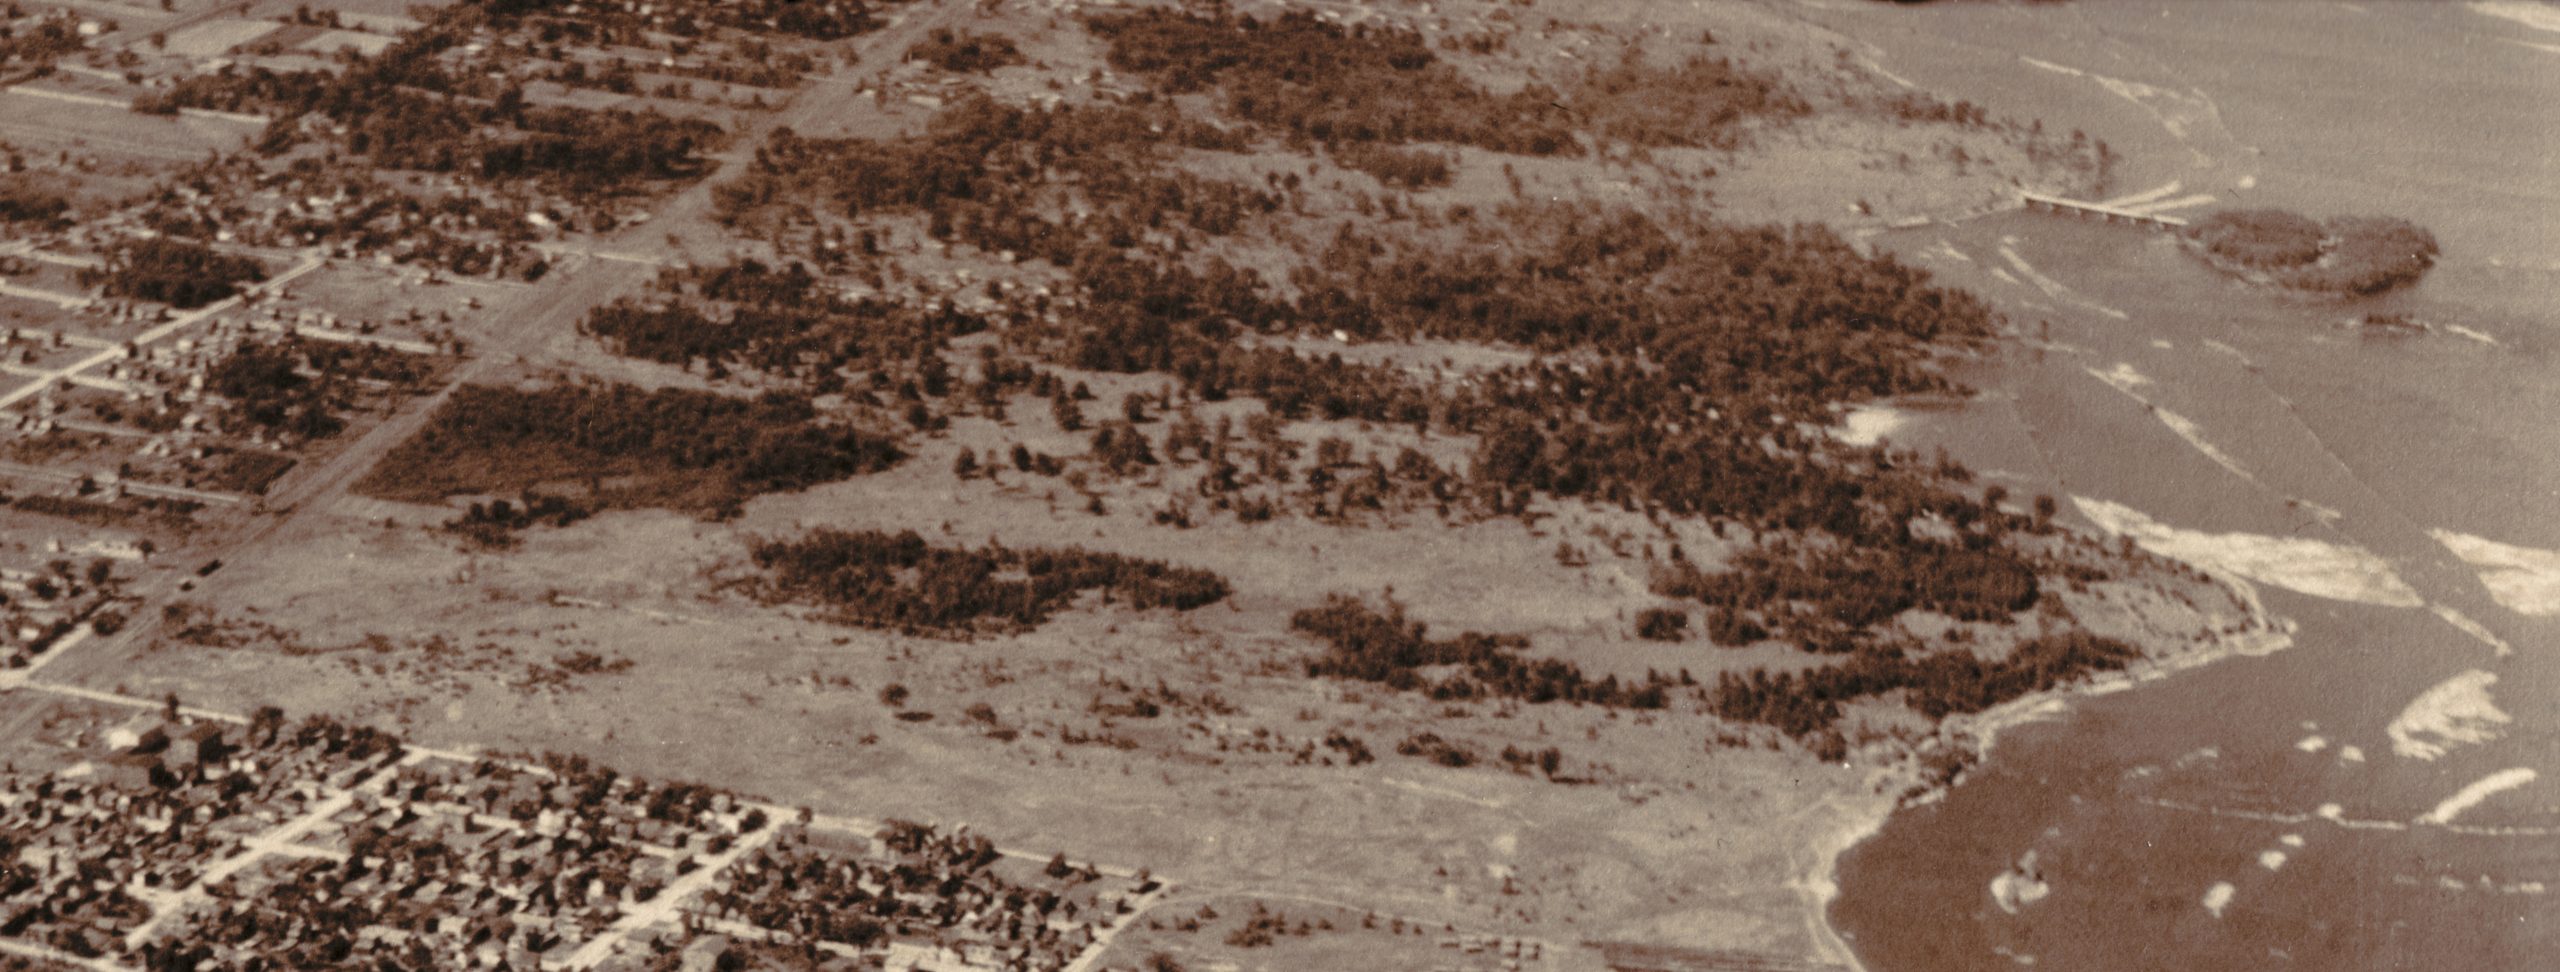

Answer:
[1791,2,2560,969]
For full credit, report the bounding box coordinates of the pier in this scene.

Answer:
[2019,191,2191,230]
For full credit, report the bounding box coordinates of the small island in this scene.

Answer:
[2181,208,2441,295]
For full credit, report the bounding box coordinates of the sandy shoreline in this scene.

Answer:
[1799,567,2297,971]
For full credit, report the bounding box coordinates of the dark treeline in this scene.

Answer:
[356,382,903,512]
[1569,48,1808,150]
[580,258,991,380]
[83,239,265,309]
[905,28,1026,73]
[0,185,72,229]
[205,341,351,441]
[1087,7,1579,154]
[744,528,1230,637]
[1710,631,2139,735]
[467,0,881,41]
[2184,209,2440,295]
[1293,596,1674,709]
[441,493,594,549]
[132,8,725,196]
[719,94,1270,256]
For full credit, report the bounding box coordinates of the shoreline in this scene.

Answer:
[1799,566,2297,972]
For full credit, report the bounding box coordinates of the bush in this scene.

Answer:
[0,185,72,228]
[1394,732,1478,767]
[1634,606,1688,642]
[1333,143,1453,190]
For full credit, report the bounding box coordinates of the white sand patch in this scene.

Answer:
[2088,361,2152,391]
[2149,339,2176,350]
[2201,882,2236,917]
[2072,498,2423,607]
[2316,803,2345,821]
[2387,670,2511,760]
[2082,365,2258,483]
[1990,268,2023,286]
[1831,405,1909,447]
[2290,498,2344,526]
[2427,604,2516,656]
[2236,175,2259,190]
[2446,325,2502,346]
[2020,55,2085,77]
[2259,850,2288,871]
[2339,745,2366,763]
[2279,833,2306,848]
[2474,1,2560,34]
[2430,529,2560,616]
[2296,735,2328,753]
[2153,409,2259,483]
[2418,768,2539,825]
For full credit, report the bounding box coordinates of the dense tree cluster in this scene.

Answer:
[580,258,990,379]
[466,0,881,41]
[131,17,725,197]
[204,342,348,441]
[1710,631,2138,735]
[743,528,1231,637]
[905,28,1025,73]
[1569,49,1807,149]
[1087,7,1578,154]
[356,382,902,512]
[1655,537,2043,651]
[440,493,594,549]
[2185,209,2440,294]
[1293,596,1672,709]
[0,185,71,229]
[0,9,83,69]
[82,239,265,309]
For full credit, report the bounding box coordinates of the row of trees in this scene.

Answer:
[1292,596,1673,709]
[1087,7,1579,155]
[744,528,1231,637]
[1709,631,2140,735]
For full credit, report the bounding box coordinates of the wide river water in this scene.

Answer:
[1793,2,2560,970]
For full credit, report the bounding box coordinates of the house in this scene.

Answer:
[167,722,224,767]
[678,935,732,972]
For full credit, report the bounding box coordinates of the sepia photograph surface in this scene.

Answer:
[0,0,2548,969]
